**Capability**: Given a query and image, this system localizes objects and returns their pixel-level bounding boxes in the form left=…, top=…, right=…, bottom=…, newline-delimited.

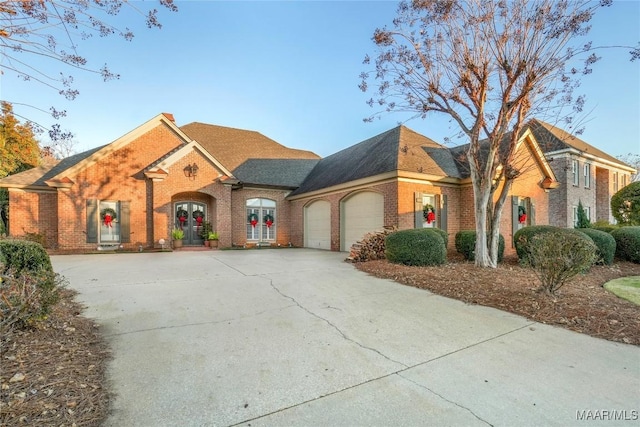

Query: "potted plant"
left=208, top=231, right=219, bottom=248
left=171, top=228, right=184, bottom=249
left=200, top=221, right=213, bottom=247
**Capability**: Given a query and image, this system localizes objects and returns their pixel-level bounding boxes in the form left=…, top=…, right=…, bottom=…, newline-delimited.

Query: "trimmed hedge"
left=455, top=230, right=505, bottom=262
left=0, top=240, right=60, bottom=331
left=610, top=226, right=640, bottom=263
left=385, top=229, right=446, bottom=266
left=430, top=228, right=449, bottom=249
left=0, top=239, right=53, bottom=275
left=576, top=228, right=616, bottom=265
left=514, top=226, right=596, bottom=266
left=591, top=225, right=619, bottom=233
left=514, top=225, right=560, bottom=263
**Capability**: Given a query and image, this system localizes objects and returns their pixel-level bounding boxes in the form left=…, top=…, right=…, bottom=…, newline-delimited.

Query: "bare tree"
left=0, top=0, right=177, bottom=141
left=617, top=153, right=640, bottom=182
left=360, top=0, right=633, bottom=268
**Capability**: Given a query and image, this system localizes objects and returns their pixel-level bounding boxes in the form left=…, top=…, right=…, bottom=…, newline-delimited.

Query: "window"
left=572, top=159, right=579, bottom=186
left=622, top=174, right=627, bottom=187
left=573, top=204, right=591, bottom=227
left=613, top=172, right=619, bottom=192
left=584, top=164, right=590, bottom=188
left=421, top=194, right=435, bottom=228
left=99, top=201, right=120, bottom=243
left=246, top=198, right=276, bottom=241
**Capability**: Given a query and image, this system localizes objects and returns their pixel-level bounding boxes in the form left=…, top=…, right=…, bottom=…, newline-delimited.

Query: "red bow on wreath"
left=519, top=213, right=527, bottom=224
left=248, top=213, right=259, bottom=228
left=179, top=216, right=187, bottom=228
left=426, top=211, right=435, bottom=224
left=264, top=214, right=274, bottom=228
left=103, top=214, right=113, bottom=228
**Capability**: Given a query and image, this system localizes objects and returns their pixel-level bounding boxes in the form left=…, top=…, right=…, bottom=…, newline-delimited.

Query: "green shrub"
left=430, top=228, right=449, bottom=249
left=514, top=225, right=560, bottom=263
left=575, top=200, right=591, bottom=228
left=576, top=228, right=616, bottom=265
left=525, top=230, right=597, bottom=295
left=385, top=229, right=446, bottom=266
left=0, top=239, right=52, bottom=275
left=591, top=225, right=619, bottom=233
left=455, top=230, right=505, bottom=262
left=611, top=181, right=640, bottom=226
left=0, top=240, right=62, bottom=333
left=610, top=227, right=640, bottom=263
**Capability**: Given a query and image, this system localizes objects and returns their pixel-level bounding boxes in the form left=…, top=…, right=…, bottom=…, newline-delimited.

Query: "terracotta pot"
left=173, top=239, right=183, bottom=249
left=204, top=240, right=210, bottom=247
left=210, top=240, right=218, bottom=248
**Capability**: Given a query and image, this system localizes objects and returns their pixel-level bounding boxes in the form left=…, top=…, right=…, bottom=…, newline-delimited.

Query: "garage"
left=341, top=191, right=384, bottom=251
left=304, top=200, right=331, bottom=250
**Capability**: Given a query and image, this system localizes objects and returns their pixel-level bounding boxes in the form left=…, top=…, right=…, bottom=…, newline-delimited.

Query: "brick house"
left=1, top=113, right=559, bottom=252
left=528, top=120, right=636, bottom=227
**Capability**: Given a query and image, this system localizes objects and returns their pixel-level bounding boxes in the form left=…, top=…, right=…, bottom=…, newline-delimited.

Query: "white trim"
left=545, top=148, right=636, bottom=174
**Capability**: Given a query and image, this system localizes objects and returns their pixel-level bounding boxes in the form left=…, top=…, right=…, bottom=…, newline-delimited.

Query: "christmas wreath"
left=176, top=209, right=188, bottom=228
left=423, top=204, right=436, bottom=224
left=101, top=207, right=117, bottom=228
left=263, top=213, right=274, bottom=228
left=192, top=210, right=204, bottom=228
left=518, top=206, right=527, bottom=224
left=248, top=212, right=259, bottom=228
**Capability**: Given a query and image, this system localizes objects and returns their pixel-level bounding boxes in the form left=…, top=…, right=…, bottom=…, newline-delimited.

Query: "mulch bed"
left=0, top=289, right=110, bottom=426
left=356, top=254, right=640, bottom=346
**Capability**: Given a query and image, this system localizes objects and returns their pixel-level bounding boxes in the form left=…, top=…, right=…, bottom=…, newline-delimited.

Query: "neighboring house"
left=528, top=120, right=637, bottom=227
left=0, top=113, right=564, bottom=252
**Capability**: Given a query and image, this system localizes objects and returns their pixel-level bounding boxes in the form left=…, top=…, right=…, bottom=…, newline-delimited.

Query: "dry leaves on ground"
left=0, top=289, right=110, bottom=427
left=356, top=254, right=640, bottom=346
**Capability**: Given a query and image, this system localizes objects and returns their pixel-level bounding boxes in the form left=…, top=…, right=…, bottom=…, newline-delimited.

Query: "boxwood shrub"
left=455, top=230, right=505, bottom=262
left=430, top=228, right=449, bottom=249
left=514, top=225, right=560, bottom=263
left=576, top=228, right=616, bottom=265
left=0, top=239, right=53, bottom=275
left=610, top=226, right=640, bottom=263
left=385, top=229, right=446, bottom=266
left=0, top=239, right=60, bottom=331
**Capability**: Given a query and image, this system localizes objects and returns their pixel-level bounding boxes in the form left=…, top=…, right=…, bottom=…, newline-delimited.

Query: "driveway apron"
left=52, top=249, right=640, bottom=427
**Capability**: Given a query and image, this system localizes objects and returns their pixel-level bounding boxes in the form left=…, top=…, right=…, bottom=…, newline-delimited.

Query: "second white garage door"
left=304, top=200, right=331, bottom=250
left=341, top=191, right=384, bottom=251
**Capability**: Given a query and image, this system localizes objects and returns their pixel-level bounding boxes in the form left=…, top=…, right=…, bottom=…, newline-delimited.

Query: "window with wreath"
left=246, top=198, right=276, bottom=241
left=86, top=199, right=130, bottom=244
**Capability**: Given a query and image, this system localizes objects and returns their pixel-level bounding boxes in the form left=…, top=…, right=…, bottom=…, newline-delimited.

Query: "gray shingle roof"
left=233, top=159, right=321, bottom=188
left=0, top=145, right=105, bottom=188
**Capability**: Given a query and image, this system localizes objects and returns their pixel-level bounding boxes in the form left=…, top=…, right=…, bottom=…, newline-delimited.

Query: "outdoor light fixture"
left=183, top=163, right=199, bottom=180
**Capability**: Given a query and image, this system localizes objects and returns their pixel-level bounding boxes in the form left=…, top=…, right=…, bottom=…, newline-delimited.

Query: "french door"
left=175, top=202, right=206, bottom=246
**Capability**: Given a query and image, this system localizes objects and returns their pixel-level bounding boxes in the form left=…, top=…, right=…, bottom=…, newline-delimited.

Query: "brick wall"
left=595, top=166, right=610, bottom=222
left=8, top=189, right=58, bottom=248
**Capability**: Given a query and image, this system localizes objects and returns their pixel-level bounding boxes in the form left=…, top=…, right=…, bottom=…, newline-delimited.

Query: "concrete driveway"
left=52, top=249, right=639, bottom=427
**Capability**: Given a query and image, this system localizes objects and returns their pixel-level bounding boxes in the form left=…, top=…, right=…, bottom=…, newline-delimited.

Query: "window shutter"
left=511, top=196, right=519, bottom=247
left=439, top=194, right=448, bottom=232
left=414, top=192, right=423, bottom=228
left=86, top=199, right=98, bottom=243
left=527, top=197, right=535, bottom=225
left=120, top=201, right=131, bottom=243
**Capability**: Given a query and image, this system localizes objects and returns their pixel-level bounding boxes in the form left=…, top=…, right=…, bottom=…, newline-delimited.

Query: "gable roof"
left=180, top=122, right=319, bottom=171
left=0, top=145, right=104, bottom=189
left=528, top=119, right=635, bottom=171
left=290, top=126, right=460, bottom=196
left=233, top=159, right=321, bottom=188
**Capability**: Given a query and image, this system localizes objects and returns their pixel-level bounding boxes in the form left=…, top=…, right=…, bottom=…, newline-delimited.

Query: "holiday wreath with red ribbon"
left=248, top=212, right=259, bottom=228
left=423, top=204, right=436, bottom=224
left=263, top=213, right=274, bottom=228
left=176, top=209, right=188, bottom=229
left=101, top=207, right=117, bottom=228
left=193, top=210, right=204, bottom=230
left=518, top=206, right=527, bottom=224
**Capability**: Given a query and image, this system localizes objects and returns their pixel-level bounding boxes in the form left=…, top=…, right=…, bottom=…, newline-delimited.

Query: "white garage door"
left=304, top=200, right=331, bottom=250
left=342, top=191, right=384, bottom=251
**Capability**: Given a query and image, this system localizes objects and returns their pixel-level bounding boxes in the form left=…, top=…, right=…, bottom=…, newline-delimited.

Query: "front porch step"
left=97, top=243, right=120, bottom=251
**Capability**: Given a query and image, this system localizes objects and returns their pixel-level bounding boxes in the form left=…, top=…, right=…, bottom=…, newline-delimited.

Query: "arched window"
left=246, top=198, right=276, bottom=241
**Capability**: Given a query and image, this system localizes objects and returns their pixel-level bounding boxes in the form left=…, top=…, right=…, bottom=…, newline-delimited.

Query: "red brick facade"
left=4, top=114, right=578, bottom=253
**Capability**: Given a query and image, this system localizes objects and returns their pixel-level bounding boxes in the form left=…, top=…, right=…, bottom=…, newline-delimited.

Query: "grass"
left=604, top=276, right=640, bottom=306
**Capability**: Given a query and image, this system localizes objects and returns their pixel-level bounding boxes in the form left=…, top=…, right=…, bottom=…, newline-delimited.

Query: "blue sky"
left=2, top=0, right=639, bottom=158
